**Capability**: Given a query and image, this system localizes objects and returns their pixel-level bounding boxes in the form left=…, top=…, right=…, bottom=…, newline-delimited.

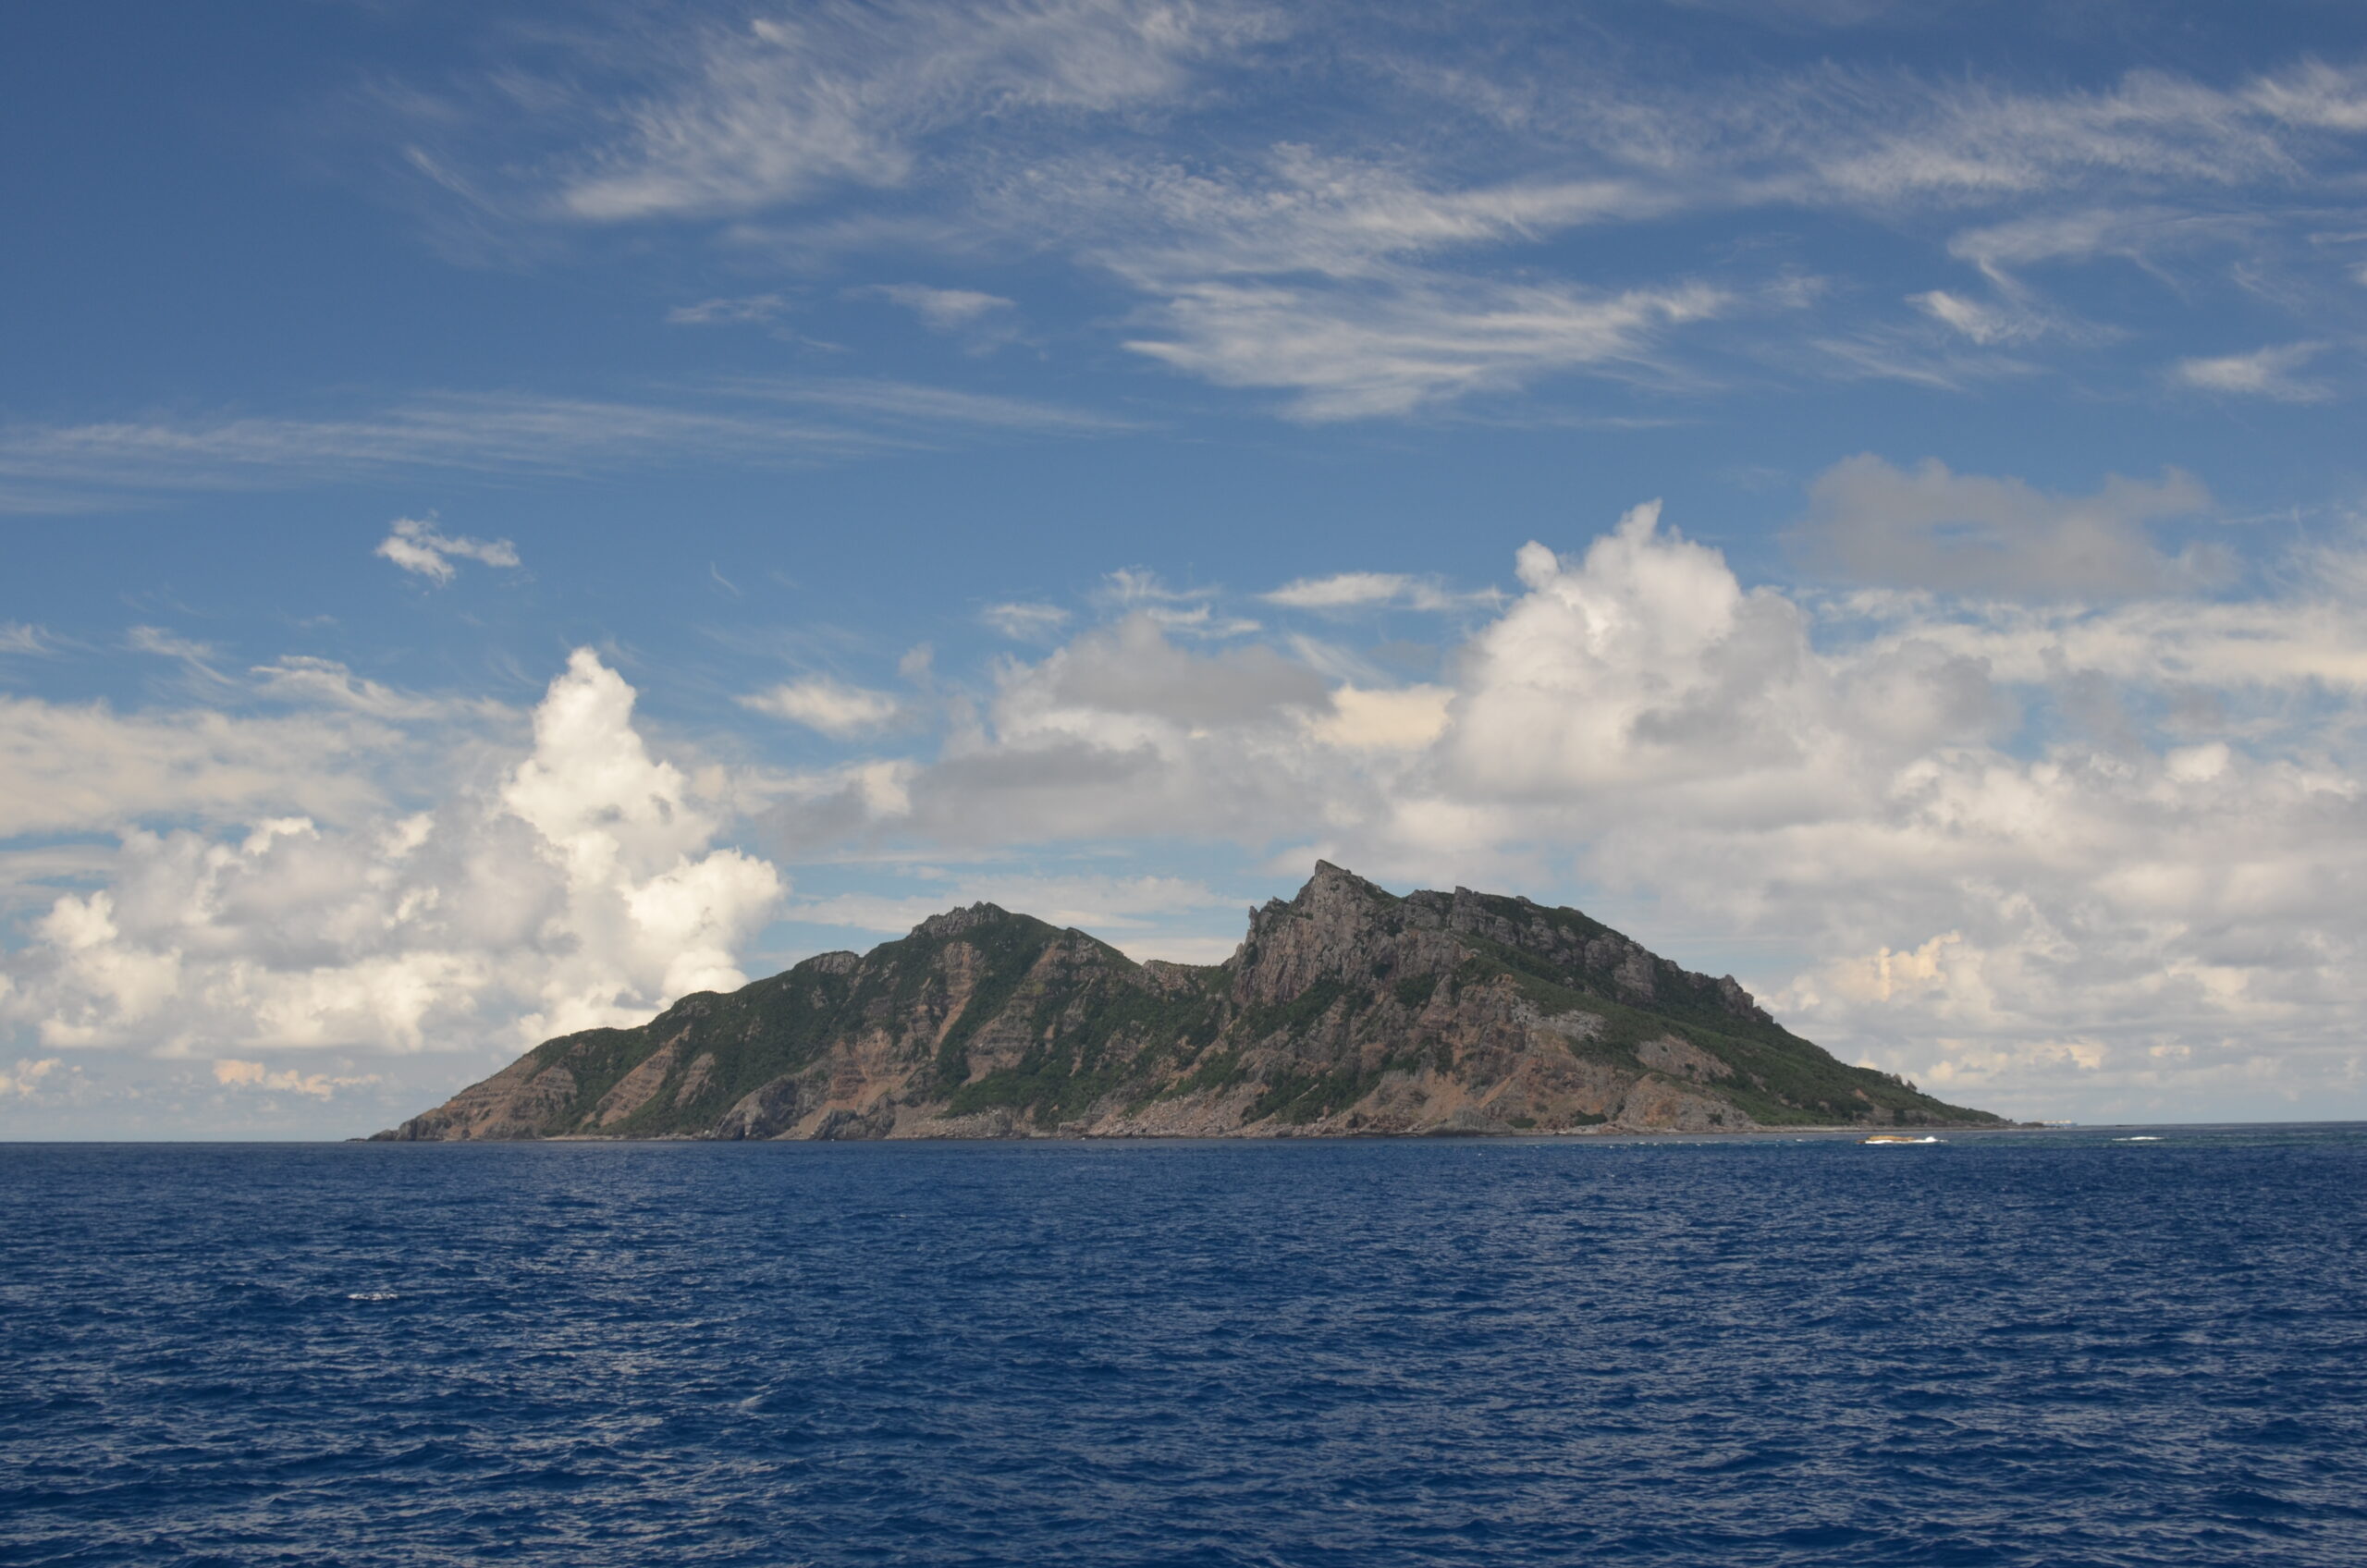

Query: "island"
left=373, top=862, right=2000, bottom=1140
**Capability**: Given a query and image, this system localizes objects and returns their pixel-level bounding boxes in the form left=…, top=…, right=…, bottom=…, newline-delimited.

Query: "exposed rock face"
left=374, top=863, right=2000, bottom=1141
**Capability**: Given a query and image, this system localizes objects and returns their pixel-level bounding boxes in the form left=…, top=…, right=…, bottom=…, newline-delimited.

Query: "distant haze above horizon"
left=6, top=0, right=2366, bottom=1135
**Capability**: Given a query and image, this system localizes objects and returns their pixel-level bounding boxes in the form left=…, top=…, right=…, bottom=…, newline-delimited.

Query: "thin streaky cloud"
left=1946, top=205, right=2261, bottom=284
left=1097, top=568, right=1224, bottom=608
left=850, top=283, right=1025, bottom=354
left=667, top=292, right=792, bottom=325
left=1263, top=572, right=1500, bottom=612
left=727, top=377, right=1142, bottom=433
left=981, top=602, right=1070, bottom=640
left=249, top=657, right=472, bottom=722
left=546, top=0, right=1276, bottom=223
left=0, top=395, right=889, bottom=496
left=1907, top=289, right=2054, bottom=347
left=1126, top=277, right=1729, bottom=420
left=1801, top=329, right=2038, bottom=391
left=1038, top=147, right=1667, bottom=284
left=2243, top=58, right=2367, bottom=131
left=0, top=382, right=1133, bottom=512
left=850, top=283, right=1014, bottom=328
left=125, top=626, right=226, bottom=668
left=386, top=18, right=2367, bottom=420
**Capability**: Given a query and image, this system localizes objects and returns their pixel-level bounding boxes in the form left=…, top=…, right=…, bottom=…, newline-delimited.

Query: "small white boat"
left=1860, top=1133, right=1943, bottom=1145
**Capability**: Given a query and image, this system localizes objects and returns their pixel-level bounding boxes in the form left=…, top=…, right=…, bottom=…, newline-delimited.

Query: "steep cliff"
left=374, top=863, right=1998, bottom=1140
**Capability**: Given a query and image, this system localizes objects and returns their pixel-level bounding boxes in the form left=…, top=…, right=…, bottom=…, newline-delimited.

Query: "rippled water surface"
left=5, top=1129, right=2366, bottom=1566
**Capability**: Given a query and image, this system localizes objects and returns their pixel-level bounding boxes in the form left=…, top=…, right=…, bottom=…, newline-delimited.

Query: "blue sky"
left=5, top=0, right=2366, bottom=1134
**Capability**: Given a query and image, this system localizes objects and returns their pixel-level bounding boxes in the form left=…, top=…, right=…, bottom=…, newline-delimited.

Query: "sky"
left=4, top=0, right=2366, bottom=1136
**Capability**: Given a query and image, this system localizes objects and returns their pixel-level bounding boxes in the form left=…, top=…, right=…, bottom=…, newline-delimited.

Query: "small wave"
left=2111, top=1136, right=2164, bottom=1143
left=345, top=1290, right=400, bottom=1301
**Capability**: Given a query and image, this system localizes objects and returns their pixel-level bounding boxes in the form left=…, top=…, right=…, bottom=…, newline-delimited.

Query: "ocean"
left=4, top=1128, right=2363, bottom=1566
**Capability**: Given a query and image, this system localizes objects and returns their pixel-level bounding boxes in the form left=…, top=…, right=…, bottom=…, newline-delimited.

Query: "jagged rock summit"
left=374, top=863, right=1998, bottom=1141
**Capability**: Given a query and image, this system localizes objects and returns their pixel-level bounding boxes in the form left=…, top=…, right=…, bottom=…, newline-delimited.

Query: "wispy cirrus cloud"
left=542, top=0, right=1279, bottom=223
left=1907, top=289, right=2040, bottom=346
left=2242, top=57, right=2367, bottom=131
left=1097, top=569, right=1260, bottom=635
left=1109, top=57, right=2367, bottom=412
left=375, top=9, right=2367, bottom=421
left=1021, top=146, right=1721, bottom=415
left=1044, top=149, right=1662, bottom=284
left=727, top=376, right=1137, bottom=433
left=1125, top=276, right=1728, bottom=420
left=981, top=602, right=1071, bottom=641
left=125, top=626, right=230, bottom=680
left=852, top=283, right=1012, bottom=327
left=1945, top=205, right=2260, bottom=284
left=667, top=292, right=792, bottom=325
left=1769, top=66, right=2305, bottom=205
left=0, top=392, right=884, bottom=510
left=248, top=656, right=477, bottom=722
left=0, top=381, right=1130, bottom=513
left=849, top=282, right=1022, bottom=352
left=1262, top=571, right=1498, bottom=613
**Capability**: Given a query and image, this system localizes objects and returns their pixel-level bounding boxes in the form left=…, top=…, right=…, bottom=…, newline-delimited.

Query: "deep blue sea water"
left=4, top=1129, right=2365, bottom=1567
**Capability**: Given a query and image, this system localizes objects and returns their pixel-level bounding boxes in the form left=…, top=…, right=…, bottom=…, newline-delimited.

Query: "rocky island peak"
left=374, top=863, right=1997, bottom=1142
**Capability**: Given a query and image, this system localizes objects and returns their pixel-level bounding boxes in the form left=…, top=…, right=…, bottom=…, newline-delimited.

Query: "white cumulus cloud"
left=1, top=650, right=782, bottom=1057
left=0, top=1057, right=58, bottom=1097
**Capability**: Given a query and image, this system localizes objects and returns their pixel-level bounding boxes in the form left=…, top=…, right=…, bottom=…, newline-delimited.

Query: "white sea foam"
left=346, top=1291, right=400, bottom=1301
